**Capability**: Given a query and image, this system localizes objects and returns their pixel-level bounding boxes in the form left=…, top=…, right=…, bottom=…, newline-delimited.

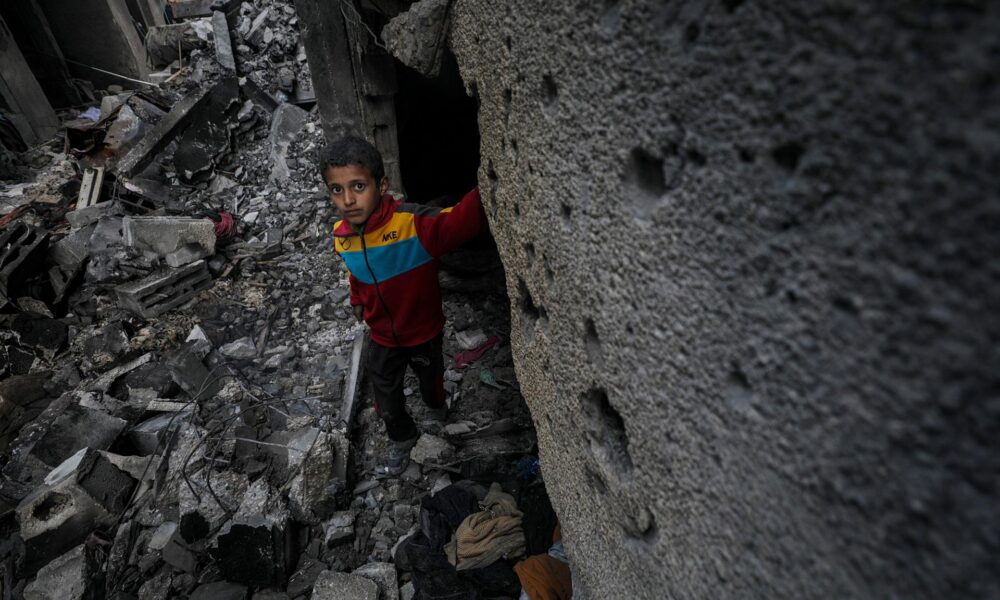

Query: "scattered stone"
left=324, top=509, right=358, bottom=546
left=400, top=581, right=415, bottom=600
left=409, top=434, right=454, bottom=466
left=382, top=0, right=451, bottom=78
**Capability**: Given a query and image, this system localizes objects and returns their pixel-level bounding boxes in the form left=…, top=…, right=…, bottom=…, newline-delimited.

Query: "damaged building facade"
left=0, top=0, right=998, bottom=599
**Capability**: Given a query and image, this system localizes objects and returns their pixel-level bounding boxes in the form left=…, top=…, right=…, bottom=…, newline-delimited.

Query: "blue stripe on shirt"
left=341, top=236, right=433, bottom=284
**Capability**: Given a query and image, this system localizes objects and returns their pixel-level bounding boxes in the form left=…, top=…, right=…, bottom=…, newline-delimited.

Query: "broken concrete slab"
left=178, top=468, right=248, bottom=542
left=28, top=402, right=127, bottom=469
left=16, top=448, right=136, bottom=574
left=22, top=544, right=100, bottom=600
left=269, top=103, right=309, bottom=183
left=165, top=340, right=223, bottom=400
left=353, top=562, right=398, bottom=600
left=213, top=10, right=236, bottom=71
left=123, top=216, right=216, bottom=267
left=312, top=571, right=379, bottom=600
left=173, top=77, right=240, bottom=184
left=64, top=201, right=119, bottom=230
left=286, top=428, right=339, bottom=523
left=382, top=0, right=451, bottom=78
left=115, top=84, right=214, bottom=178
left=86, top=352, right=154, bottom=393
left=211, top=478, right=293, bottom=587
left=324, top=509, right=358, bottom=546
left=115, top=260, right=213, bottom=319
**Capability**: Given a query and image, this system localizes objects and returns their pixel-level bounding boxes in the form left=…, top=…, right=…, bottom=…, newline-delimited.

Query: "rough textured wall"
left=448, top=1, right=1000, bottom=598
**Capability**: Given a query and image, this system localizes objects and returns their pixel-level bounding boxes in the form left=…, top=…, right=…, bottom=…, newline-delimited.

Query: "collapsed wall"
left=447, top=1, right=1000, bottom=597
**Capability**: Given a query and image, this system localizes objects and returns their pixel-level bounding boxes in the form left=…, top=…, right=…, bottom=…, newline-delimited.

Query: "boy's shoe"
left=375, top=436, right=417, bottom=477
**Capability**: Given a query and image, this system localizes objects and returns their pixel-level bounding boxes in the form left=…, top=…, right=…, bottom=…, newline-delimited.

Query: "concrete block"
left=22, top=544, right=100, bottom=600
left=324, top=509, right=358, bottom=546
left=211, top=478, right=293, bottom=587
left=212, top=10, right=236, bottom=71
left=312, top=571, right=378, bottom=600
left=28, top=402, right=127, bottom=469
left=16, top=448, right=136, bottom=574
left=115, top=260, right=212, bottom=319
left=123, top=216, right=216, bottom=267
left=409, top=433, right=453, bottom=466
left=353, top=562, right=398, bottom=600
left=0, top=222, right=48, bottom=305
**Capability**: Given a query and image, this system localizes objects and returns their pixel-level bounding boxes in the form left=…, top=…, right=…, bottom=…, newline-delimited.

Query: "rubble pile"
left=0, top=2, right=568, bottom=599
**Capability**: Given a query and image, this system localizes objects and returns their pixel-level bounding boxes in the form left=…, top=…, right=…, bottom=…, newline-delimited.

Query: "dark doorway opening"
left=393, top=49, right=480, bottom=203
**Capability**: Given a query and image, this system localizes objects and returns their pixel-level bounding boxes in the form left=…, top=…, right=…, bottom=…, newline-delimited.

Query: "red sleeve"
left=349, top=274, right=362, bottom=306
left=413, top=187, right=485, bottom=258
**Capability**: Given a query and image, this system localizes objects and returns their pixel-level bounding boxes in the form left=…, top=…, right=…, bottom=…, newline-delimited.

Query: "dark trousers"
left=367, top=332, right=446, bottom=442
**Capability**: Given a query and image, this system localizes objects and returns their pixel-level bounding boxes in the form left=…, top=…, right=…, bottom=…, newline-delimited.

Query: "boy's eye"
left=329, top=185, right=342, bottom=194
left=353, top=182, right=366, bottom=191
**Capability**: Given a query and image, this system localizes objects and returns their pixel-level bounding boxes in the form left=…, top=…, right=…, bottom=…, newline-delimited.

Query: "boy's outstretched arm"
left=411, top=187, right=485, bottom=258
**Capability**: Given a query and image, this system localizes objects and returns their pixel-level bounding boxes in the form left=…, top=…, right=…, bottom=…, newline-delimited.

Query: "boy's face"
left=323, top=164, right=388, bottom=226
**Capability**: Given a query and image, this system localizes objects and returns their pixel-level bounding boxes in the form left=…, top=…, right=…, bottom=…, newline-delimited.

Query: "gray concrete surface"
left=448, top=1, right=1000, bottom=597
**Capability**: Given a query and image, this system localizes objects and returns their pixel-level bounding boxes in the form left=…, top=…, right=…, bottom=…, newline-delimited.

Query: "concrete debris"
left=123, top=216, right=217, bottom=267
left=115, top=260, right=213, bottom=318
left=22, top=544, right=100, bottom=600
left=382, top=0, right=452, bottom=78
left=409, top=433, right=454, bottom=466
left=211, top=478, right=293, bottom=586
left=17, top=448, right=136, bottom=573
left=353, top=562, right=399, bottom=600
left=312, top=571, right=379, bottom=600
left=0, top=1, right=548, bottom=598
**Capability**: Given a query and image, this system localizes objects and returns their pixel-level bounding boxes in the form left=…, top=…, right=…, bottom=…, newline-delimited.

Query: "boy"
left=322, top=136, right=485, bottom=476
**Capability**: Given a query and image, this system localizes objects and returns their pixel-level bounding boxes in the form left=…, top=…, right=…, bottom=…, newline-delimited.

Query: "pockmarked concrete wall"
left=448, top=1, right=1000, bottom=597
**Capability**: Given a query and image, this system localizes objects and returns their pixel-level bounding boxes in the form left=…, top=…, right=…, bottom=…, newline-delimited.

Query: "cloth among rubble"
left=396, top=483, right=520, bottom=600
left=445, top=482, right=526, bottom=571
left=453, top=335, right=500, bottom=368
left=514, top=526, right=572, bottom=600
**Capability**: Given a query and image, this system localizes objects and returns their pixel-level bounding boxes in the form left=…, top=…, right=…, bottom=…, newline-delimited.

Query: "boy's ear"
left=379, top=177, right=389, bottom=194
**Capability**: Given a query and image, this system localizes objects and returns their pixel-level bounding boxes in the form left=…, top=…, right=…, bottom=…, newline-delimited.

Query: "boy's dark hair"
left=318, top=135, right=385, bottom=182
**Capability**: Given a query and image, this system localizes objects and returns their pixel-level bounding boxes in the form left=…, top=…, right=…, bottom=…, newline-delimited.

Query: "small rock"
left=409, top=434, right=453, bottom=466
left=220, top=337, right=256, bottom=360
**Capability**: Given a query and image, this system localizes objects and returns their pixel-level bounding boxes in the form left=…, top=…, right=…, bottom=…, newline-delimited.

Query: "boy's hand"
left=353, top=305, right=364, bottom=322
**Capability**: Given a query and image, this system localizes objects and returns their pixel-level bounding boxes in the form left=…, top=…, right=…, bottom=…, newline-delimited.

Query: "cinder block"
left=115, top=260, right=212, bottom=318
left=16, top=448, right=136, bottom=574
left=0, top=222, right=49, bottom=304
left=122, top=216, right=216, bottom=267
